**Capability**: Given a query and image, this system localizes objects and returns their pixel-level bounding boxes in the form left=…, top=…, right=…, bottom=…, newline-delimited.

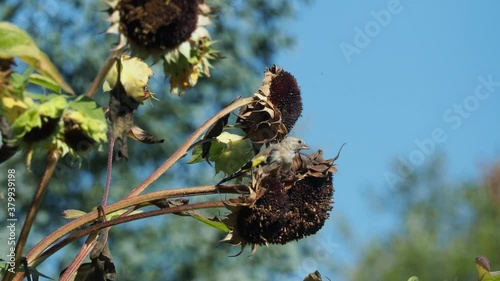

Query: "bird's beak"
left=302, top=143, right=311, bottom=150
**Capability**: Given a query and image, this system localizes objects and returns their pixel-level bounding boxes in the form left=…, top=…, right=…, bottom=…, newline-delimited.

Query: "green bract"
left=103, top=55, right=154, bottom=104
left=189, top=132, right=253, bottom=175
left=11, top=94, right=67, bottom=140
left=66, top=96, right=108, bottom=144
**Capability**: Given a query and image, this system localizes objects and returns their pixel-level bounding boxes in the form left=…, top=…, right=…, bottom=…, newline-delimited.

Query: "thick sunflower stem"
left=125, top=96, right=254, bottom=198
left=49, top=200, right=227, bottom=255
left=24, top=185, right=243, bottom=269
left=31, top=200, right=226, bottom=271
left=4, top=149, right=61, bottom=281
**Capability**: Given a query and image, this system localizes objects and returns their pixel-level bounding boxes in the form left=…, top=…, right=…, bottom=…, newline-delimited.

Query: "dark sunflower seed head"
left=269, top=69, right=302, bottom=133
left=117, top=0, right=200, bottom=50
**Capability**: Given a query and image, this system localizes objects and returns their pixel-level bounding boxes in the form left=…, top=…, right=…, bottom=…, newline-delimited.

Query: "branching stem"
left=22, top=184, right=243, bottom=271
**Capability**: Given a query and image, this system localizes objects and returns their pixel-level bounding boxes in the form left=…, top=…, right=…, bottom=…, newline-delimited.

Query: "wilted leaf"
left=213, top=133, right=253, bottom=175
left=189, top=132, right=253, bottom=176
left=28, top=73, right=61, bottom=93
left=151, top=198, right=230, bottom=232
left=0, top=22, right=74, bottom=94
left=103, top=55, right=154, bottom=104
left=188, top=140, right=225, bottom=164
left=191, top=214, right=230, bottom=233
left=128, top=124, right=164, bottom=144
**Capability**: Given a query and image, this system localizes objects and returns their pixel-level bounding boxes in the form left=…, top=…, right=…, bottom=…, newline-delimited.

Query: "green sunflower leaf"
left=0, top=21, right=74, bottom=95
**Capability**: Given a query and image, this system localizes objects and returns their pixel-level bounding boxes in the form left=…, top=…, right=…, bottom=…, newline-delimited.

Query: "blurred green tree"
left=349, top=157, right=500, bottom=281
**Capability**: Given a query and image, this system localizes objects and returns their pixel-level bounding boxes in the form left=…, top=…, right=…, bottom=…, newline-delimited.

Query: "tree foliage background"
left=1, top=0, right=318, bottom=280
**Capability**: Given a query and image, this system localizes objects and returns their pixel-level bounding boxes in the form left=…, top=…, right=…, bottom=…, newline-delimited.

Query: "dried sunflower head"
left=105, top=0, right=218, bottom=95
left=2, top=94, right=108, bottom=167
left=220, top=149, right=337, bottom=255
left=11, top=95, right=67, bottom=143
left=238, top=65, right=303, bottom=145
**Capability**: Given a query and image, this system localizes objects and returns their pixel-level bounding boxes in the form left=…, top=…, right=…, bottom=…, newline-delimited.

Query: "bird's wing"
left=258, top=147, right=282, bottom=173
left=250, top=154, right=270, bottom=169
left=266, top=147, right=281, bottom=164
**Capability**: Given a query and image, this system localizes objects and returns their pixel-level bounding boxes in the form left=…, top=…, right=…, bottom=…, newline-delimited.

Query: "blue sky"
left=275, top=0, right=500, bottom=278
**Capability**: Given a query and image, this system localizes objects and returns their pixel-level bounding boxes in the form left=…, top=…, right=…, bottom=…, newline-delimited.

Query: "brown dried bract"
left=220, top=148, right=339, bottom=255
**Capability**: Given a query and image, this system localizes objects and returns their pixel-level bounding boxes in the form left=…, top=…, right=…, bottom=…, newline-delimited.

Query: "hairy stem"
left=36, top=200, right=226, bottom=272
left=3, top=149, right=61, bottom=281
left=23, top=185, right=243, bottom=269
left=58, top=233, right=98, bottom=281
left=58, top=139, right=116, bottom=280
left=125, top=96, right=254, bottom=198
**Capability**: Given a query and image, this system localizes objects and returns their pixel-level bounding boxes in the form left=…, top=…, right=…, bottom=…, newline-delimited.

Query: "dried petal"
left=238, top=65, right=302, bottom=145
left=220, top=148, right=340, bottom=254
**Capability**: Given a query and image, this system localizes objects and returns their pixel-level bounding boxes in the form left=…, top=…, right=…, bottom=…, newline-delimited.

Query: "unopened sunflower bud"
left=103, top=55, right=154, bottom=104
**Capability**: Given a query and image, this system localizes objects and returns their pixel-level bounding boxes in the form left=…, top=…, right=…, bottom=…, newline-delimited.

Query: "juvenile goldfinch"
left=217, top=136, right=310, bottom=185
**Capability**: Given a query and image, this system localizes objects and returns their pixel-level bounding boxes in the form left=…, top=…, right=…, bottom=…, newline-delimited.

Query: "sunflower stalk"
left=18, top=184, right=243, bottom=273
left=2, top=149, right=61, bottom=281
